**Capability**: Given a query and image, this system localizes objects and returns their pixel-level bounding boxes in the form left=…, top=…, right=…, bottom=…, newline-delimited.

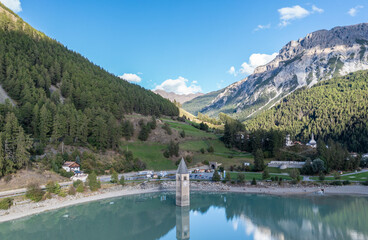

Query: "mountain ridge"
left=184, top=23, right=368, bottom=121
left=153, top=90, right=203, bottom=104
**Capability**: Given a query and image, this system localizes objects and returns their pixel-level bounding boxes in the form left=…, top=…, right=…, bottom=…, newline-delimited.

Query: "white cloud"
left=278, top=5, right=310, bottom=26
left=239, top=53, right=278, bottom=75
left=228, top=66, right=236, bottom=76
left=254, top=24, right=271, bottom=31
left=312, top=5, right=324, bottom=14
left=154, top=76, right=202, bottom=95
left=1, top=0, right=22, bottom=13
left=119, top=73, right=142, bottom=83
left=348, top=5, right=363, bottom=17
left=192, top=80, right=198, bottom=84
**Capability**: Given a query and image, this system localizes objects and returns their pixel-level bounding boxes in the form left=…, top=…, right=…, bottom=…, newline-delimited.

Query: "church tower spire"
left=176, top=157, right=190, bottom=206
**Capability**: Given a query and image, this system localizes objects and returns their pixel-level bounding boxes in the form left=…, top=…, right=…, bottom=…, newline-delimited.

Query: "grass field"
left=120, top=119, right=254, bottom=171
left=120, top=142, right=177, bottom=170
left=228, top=172, right=292, bottom=181
left=163, top=121, right=216, bottom=138
left=310, top=171, right=368, bottom=182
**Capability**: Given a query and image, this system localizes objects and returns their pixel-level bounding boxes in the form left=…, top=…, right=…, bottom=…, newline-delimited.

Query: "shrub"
left=342, top=180, right=351, bottom=185
left=119, top=175, right=125, bottom=185
left=207, top=146, right=214, bottom=153
left=58, top=190, right=67, bottom=197
left=262, top=170, right=270, bottom=180
left=76, top=183, right=85, bottom=193
left=225, top=172, right=232, bottom=182
left=0, top=198, right=13, bottom=210
left=180, top=130, right=186, bottom=138
left=212, top=170, right=221, bottom=181
left=68, top=186, right=76, bottom=195
left=200, top=148, right=205, bottom=154
left=46, top=181, right=61, bottom=194
left=237, top=173, right=245, bottom=183
left=73, top=180, right=83, bottom=188
left=202, top=160, right=209, bottom=165
left=330, top=181, right=343, bottom=186
left=59, top=169, right=74, bottom=178
left=231, top=181, right=235, bottom=184
left=362, top=181, right=368, bottom=186
left=251, top=178, right=257, bottom=185
left=319, top=172, right=325, bottom=181
left=88, top=172, right=101, bottom=191
left=26, top=183, right=45, bottom=202
left=111, top=170, right=118, bottom=183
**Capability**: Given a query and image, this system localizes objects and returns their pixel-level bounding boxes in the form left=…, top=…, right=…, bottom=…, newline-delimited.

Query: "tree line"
left=245, top=70, right=368, bottom=153
left=0, top=12, right=179, bottom=155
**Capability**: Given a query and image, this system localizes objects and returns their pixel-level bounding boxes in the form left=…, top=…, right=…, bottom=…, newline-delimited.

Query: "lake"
left=0, top=192, right=367, bottom=240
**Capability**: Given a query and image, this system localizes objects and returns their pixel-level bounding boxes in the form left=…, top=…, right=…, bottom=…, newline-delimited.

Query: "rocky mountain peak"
left=188, top=23, right=368, bottom=121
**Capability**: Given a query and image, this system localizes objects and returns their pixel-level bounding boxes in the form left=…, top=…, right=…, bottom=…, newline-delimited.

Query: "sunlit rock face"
left=200, top=23, right=368, bottom=120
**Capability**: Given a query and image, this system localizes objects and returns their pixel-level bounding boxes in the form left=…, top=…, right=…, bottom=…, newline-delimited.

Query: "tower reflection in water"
left=176, top=206, right=190, bottom=240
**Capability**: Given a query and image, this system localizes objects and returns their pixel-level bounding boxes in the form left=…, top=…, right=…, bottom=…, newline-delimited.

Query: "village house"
left=62, top=161, right=80, bottom=173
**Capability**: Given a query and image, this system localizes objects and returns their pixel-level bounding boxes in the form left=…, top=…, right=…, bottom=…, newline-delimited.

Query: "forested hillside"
left=245, top=70, right=368, bottom=152
left=0, top=3, right=178, bottom=176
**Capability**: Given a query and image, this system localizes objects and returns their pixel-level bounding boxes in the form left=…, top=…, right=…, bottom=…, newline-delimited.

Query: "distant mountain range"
left=153, top=90, right=203, bottom=104
left=183, top=23, right=368, bottom=121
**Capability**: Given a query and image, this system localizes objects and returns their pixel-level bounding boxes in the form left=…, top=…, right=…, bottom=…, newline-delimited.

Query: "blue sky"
left=3, top=0, right=368, bottom=94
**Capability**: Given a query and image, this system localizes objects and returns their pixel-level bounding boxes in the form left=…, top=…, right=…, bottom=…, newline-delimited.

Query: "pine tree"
left=254, top=149, right=265, bottom=171
left=39, top=105, right=52, bottom=143
left=15, top=126, right=31, bottom=169
left=0, top=134, right=4, bottom=177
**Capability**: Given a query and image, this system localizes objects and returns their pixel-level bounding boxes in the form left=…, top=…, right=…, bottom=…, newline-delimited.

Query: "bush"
left=200, top=148, right=205, bottom=154
left=330, top=181, right=343, bottom=186
left=207, top=146, right=214, bottom=153
left=202, top=160, right=209, bottom=165
left=73, top=180, right=83, bottom=188
left=342, top=180, right=351, bottom=185
left=319, top=172, right=325, bottom=181
left=68, top=186, right=76, bottom=195
left=362, top=181, right=368, bottom=186
left=46, top=181, right=61, bottom=194
left=212, top=170, right=221, bottom=181
left=59, top=169, right=74, bottom=178
left=237, top=173, right=245, bottom=183
left=0, top=198, right=13, bottom=210
left=111, top=170, right=118, bottom=183
left=119, top=175, right=125, bottom=185
left=76, top=183, right=85, bottom=193
left=58, top=190, right=67, bottom=197
left=251, top=178, right=257, bottom=185
left=225, top=172, right=231, bottom=182
left=180, top=130, right=186, bottom=138
left=88, top=172, right=101, bottom=191
left=231, top=181, right=235, bottom=184
left=262, top=170, right=270, bottom=180
left=26, top=183, right=45, bottom=202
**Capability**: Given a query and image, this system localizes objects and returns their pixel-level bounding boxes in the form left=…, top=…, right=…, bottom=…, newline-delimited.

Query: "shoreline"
left=0, top=182, right=367, bottom=223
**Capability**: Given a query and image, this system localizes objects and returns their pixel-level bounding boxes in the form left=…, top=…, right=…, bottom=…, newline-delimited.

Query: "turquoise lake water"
left=0, top=192, right=367, bottom=240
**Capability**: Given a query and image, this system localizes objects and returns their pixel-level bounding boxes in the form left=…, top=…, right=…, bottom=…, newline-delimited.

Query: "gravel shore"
left=0, top=181, right=367, bottom=223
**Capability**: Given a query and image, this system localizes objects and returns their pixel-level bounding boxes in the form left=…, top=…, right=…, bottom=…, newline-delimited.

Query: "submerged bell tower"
left=176, top=157, right=190, bottom=207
